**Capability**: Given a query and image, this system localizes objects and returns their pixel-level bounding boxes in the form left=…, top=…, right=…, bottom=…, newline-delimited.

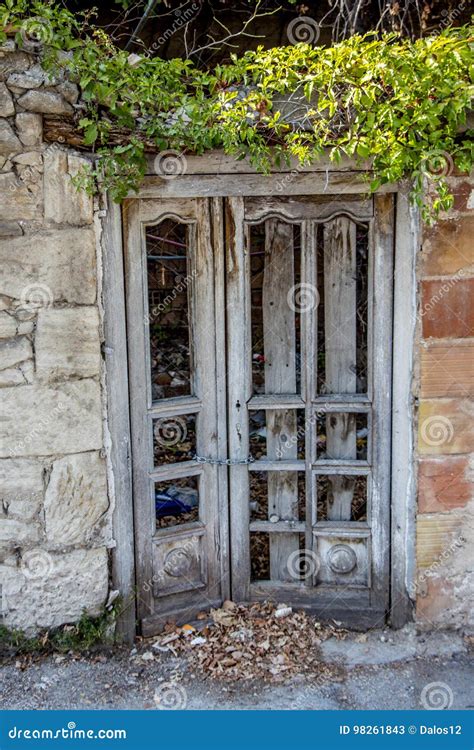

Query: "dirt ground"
left=1, top=625, right=472, bottom=711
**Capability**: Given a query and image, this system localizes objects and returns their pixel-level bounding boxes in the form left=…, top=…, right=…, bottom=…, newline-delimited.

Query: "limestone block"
left=0, top=118, right=21, bottom=155
left=0, top=311, right=17, bottom=338
left=57, top=81, right=79, bottom=104
left=17, top=318, right=34, bottom=335
left=36, top=307, right=101, bottom=381
left=0, top=228, right=97, bottom=304
left=17, top=90, right=73, bottom=115
left=44, top=150, right=93, bottom=225
left=0, top=312, right=34, bottom=338
left=7, top=64, right=46, bottom=90
left=0, top=52, right=30, bottom=81
left=0, top=361, right=34, bottom=387
left=0, top=221, right=23, bottom=237
left=0, top=379, right=103, bottom=458
left=0, top=457, right=43, bottom=519
left=0, top=82, right=14, bottom=117
left=15, top=112, right=42, bottom=147
left=44, top=451, right=109, bottom=547
left=0, top=336, right=32, bottom=371
left=0, top=518, right=41, bottom=544
left=1, top=547, right=109, bottom=633
left=0, top=171, right=42, bottom=221
left=0, top=41, right=16, bottom=53
left=12, top=151, right=42, bottom=168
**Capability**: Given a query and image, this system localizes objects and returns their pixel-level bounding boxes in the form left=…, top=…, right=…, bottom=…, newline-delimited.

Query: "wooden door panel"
left=124, top=197, right=227, bottom=633
left=227, top=194, right=393, bottom=627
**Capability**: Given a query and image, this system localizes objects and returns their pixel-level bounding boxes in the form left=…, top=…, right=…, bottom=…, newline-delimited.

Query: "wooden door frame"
left=100, top=157, right=419, bottom=641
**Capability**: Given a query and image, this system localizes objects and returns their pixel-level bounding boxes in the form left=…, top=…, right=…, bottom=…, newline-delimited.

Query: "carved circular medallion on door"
left=327, top=544, right=357, bottom=575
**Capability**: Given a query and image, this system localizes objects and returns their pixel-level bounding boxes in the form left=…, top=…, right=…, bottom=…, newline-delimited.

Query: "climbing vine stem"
left=1, top=1, right=473, bottom=218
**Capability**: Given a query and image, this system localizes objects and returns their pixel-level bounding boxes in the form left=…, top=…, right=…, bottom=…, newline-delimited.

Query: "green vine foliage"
left=1, top=1, right=473, bottom=217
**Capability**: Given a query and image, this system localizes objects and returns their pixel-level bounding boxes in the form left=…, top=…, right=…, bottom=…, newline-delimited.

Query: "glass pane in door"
left=146, top=220, right=192, bottom=401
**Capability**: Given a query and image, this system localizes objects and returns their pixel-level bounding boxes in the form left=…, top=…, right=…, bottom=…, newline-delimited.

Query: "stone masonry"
left=0, top=41, right=110, bottom=633
left=415, top=175, right=474, bottom=629
left=0, top=41, right=472, bottom=634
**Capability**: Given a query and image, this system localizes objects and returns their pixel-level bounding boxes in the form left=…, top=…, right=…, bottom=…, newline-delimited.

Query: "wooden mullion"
left=250, top=521, right=306, bottom=533
left=301, top=219, right=317, bottom=582
left=148, top=395, right=202, bottom=418
left=311, top=399, right=371, bottom=411
left=212, top=196, right=231, bottom=601
left=249, top=459, right=305, bottom=471
left=313, top=459, right=371, bottom=470
left=226, top=197, right=251, bottom=601
left=371, top=194, right=395, bottom=612
left=312, top=464, right=371, bottom=476
left=248, top=394, right=305, bottom=409
left=314, top=521, right=370, bottom=534
left=149, top=460, right=202, bottom=481
left=123, top=199, right=155, bottom=623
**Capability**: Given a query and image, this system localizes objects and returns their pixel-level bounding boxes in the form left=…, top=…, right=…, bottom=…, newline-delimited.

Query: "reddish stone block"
left=420, top=341, right=474, bottom=398
left=447, top=178, right=474, bottom=213
left=422, top=217, right=474, bottom=277
left=421, top=278, right=474, bottom=338
left=418, top=456, right=472, bottom=513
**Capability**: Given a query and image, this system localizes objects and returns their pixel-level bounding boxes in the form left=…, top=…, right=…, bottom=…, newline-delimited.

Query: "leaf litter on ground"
left=150, top=601, right=348, bottom=683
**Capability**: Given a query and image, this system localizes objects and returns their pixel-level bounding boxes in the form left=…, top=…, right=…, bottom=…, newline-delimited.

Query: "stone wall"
left=0, top=41, right=472, bottom=635
left=415, top=174, right=474, bottom=628
left=0, top=41, right=111, bottom=633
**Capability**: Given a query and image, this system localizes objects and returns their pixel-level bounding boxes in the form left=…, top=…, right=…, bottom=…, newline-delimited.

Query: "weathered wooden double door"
left=124, top=192, right=394, bottom=635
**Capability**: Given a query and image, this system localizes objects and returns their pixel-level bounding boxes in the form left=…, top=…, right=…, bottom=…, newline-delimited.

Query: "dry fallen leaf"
left=145, top=601, right=347, bottom=684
